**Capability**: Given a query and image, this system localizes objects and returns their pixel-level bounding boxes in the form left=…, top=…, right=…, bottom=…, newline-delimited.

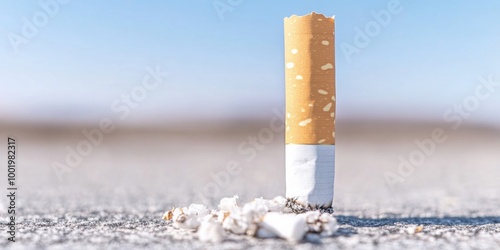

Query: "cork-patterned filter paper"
left=284, top=12, right=335, bottom=145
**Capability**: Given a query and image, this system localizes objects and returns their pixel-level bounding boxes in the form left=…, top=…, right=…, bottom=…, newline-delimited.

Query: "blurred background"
left=0, top=1, right=499, bottom=214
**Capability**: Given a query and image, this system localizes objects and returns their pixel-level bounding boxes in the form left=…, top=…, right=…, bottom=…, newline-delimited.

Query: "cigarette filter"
left=284, top=12, right=335, bottom=208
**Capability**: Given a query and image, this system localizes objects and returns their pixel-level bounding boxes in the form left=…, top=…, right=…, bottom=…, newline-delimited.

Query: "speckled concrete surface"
left=0, top=122, right=499, bottom=249
left=1, top=191, right=499, bottom=250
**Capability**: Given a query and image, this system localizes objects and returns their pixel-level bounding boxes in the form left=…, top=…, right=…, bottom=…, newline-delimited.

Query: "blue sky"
left=1, top=0, right=500, bottom=126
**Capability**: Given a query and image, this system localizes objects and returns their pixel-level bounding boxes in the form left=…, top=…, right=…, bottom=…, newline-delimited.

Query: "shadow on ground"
left=336, top=215, right=500, bottom=227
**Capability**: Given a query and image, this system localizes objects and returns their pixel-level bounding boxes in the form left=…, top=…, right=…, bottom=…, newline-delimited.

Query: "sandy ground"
left=0, top=120, right=499, bottom=249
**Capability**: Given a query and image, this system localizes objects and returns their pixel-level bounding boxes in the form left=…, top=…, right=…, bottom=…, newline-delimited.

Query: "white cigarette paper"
left=284, top=12, right=336, bottom=207
left=286, top=145, right=335, bottom=206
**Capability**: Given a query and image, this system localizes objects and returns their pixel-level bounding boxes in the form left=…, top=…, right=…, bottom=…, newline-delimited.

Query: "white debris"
left=259, top=212, right=307, bottom=242
left=301, top=210, right=338, bottom=237
left=266, top=196, right=287, bottom=212
left=171, top=207, right=200, bottom=230
left=302, top=211, right=322, bottom=233
left=216, top=210, right=229, bottom=224
left=188, top=203, right=209, bottom=218
left=218, top=195, right=241, bottom=213
left=221, top=211, right=249, bottom=235
left=318, top=213, right=338, bottom=237
left=406, top=226, right=416, bottom=234
left=197, top=215, right=225, bottom=243
left=163, top=204, right=209, bottom=230
left=163, top=196, right=337, bottom=243
left=243, top=198, right=269, bottom=218
left=405, top=224, right=423, bottom=234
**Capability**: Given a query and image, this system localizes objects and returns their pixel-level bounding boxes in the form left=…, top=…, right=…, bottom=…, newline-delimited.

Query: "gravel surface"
left=1, top=192, right=499, bottom=250
left=0, top=122, right=499, bottom=249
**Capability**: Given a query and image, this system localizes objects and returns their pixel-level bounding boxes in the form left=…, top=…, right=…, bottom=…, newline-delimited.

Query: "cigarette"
left=284, top=12, right=336, bottom=208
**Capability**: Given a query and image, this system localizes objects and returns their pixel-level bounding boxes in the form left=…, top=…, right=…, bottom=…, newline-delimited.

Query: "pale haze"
left=1, top=0, right=500, bottom=126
